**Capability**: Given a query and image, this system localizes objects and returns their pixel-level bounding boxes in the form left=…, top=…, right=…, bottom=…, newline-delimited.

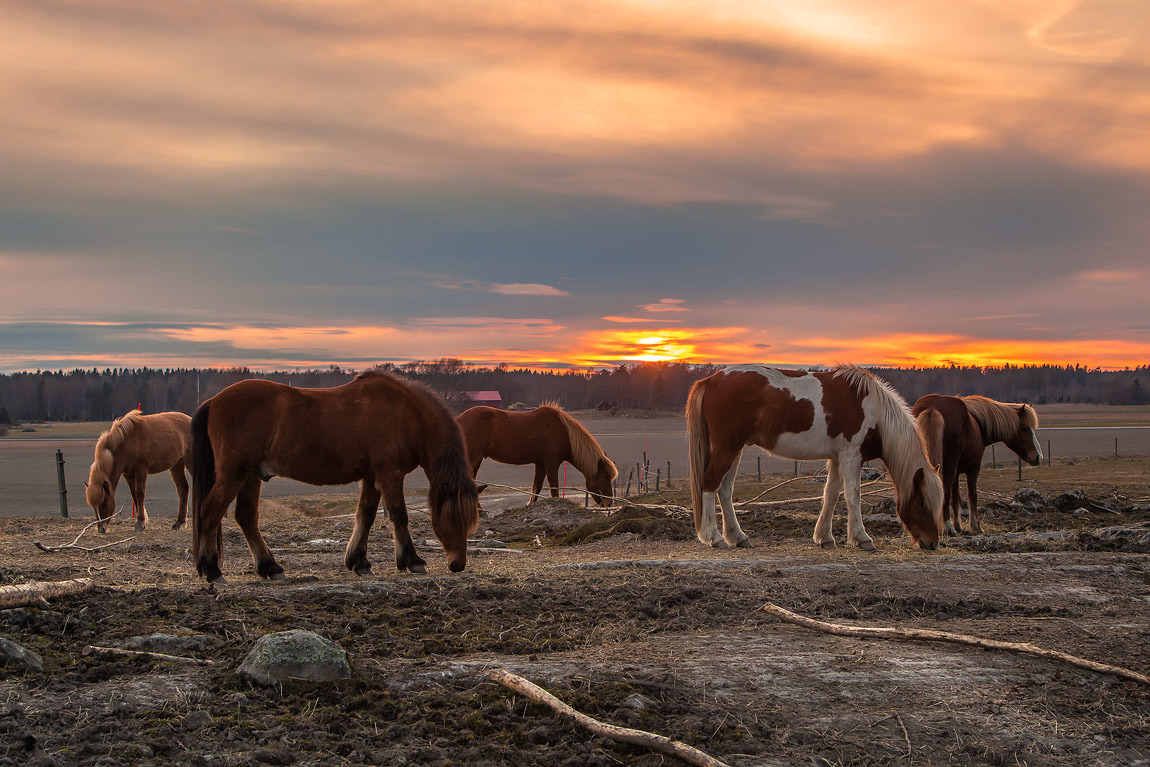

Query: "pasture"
left=1, top=442, right=1148, bottom=765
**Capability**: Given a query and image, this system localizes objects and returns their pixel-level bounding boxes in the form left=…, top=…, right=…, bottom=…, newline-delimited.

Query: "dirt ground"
left=1, top=457, right=1149, bottom=766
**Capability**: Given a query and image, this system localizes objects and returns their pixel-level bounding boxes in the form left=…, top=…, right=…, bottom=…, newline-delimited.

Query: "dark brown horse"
left=457, top=404, right=618, bottom=507
left=688, top=365, right=944, bottom=550
left=191, top=372, right=481, bottom=583
left=913, top=394, right=1041, bottom=535
left=85, top=410, right=193, bottom=533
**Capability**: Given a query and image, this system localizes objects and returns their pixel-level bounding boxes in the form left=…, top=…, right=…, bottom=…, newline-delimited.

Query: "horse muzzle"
left=448, top=560, right=465, bottom=573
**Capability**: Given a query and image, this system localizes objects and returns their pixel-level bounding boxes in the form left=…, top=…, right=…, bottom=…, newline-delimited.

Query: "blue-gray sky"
left=3, top=0, right=1148, bottom=372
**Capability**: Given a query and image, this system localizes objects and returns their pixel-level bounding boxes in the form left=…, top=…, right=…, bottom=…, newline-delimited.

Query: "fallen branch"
left=760, top=602, right=1150, bottom=686
left=0, top=578, right=93, bottom=609
left=34, top=507, right=132, bottom=553
left=487, top=668, right=729, bottom=767
left=81, top=645, right=214, bottom=666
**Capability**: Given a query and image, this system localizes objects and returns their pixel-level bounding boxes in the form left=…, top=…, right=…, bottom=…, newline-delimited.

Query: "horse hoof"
left=710, top=539, right=729, bottom=549
left=268, top=572, right=287, bottom=581
left=208, top=575, right=228, bottom=585
left=171, top=522, right=185, bottom=530
left=858, top=541, right=877, bottom=552
left=819, top=540, right=836, bottom=549
left=407, top=563, right=427, bottom=575
left=735, top=538, right=753, bottom=549
left=354, top=565, right=374, bottom=576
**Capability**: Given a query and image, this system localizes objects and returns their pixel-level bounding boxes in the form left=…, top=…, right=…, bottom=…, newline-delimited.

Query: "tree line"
left=0, top=360, right=1146, bottom=424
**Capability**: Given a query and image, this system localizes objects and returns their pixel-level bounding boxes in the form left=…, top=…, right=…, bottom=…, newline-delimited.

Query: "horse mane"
left=833, top=366, right=942, bottom=516
left=540, top=404, right=618, bottom=480
left=962, top=395, right=1038, bottom=442
left=88, top=409, right=143, bottom=486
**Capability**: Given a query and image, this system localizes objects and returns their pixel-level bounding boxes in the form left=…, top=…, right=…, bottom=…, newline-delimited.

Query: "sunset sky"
left=3, top=0, right=1148, bottom=372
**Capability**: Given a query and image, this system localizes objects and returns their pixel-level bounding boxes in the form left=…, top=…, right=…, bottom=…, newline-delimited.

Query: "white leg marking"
left=719, top=452, right=749, bottom=547
left=813, top=459, right=841, bottom=547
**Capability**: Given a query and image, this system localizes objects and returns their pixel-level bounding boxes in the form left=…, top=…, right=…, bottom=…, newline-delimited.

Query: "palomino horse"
left=913, top=394, right=1041, bottom=535
left=687, top=365, right=945, bottom=550
left=85, top=410, right=192, bottom=533
left=457, top=404, right=618, bottom=507
left=190, top=372, right=481, bottom=583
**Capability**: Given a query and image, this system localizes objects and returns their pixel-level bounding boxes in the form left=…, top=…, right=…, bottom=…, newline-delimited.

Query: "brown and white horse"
left=85, top=410, right=193, bottom=533
left=190, top=371, right=481, bottom=583
left=914, top=394, right=1041, bottom=535
left=687, top=365, right=945, bottom=550
left=457, top=404, right=618, bottom=507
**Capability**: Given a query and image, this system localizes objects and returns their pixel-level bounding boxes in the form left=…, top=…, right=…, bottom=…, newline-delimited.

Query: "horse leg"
left=380, top=472, right=426, bottom=574
left=233, top=476, right=283, bottom=580
left=840, top=454, right=875, bottom=551
left=170, top=462, right=190, bottom=530
left=697, top=444, right=740, bottom=548
left=527, top=464, right=545, bottom=506
left=966, top=466, right=983, bottom=534
left=718, top=450, right=751, bottom=547
left=194, top=476, right=245, bottom=583
left=126, top=471, right=148, bottom=531
left=547, top=462, right=560, bottom=498
left=345, top=479, right=382, bottom=575
left=470, top=458, right=486, bottom=512
left=947, top=474, right=961, bottom=536
left=813, top=459, right=842, bottom=548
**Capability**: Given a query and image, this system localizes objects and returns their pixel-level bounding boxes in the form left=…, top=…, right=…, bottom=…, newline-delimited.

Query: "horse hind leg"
left=718, top=450, right=751, bottom=548
left=527, top=464, right=545, bottom=506
left=966, top=468, right=983, bottom=534
left=170, top=462, right=190, bottom=530
left=234, top=475, right=283, bottom=580
left=698, top=444, right=740, bottom=548
left=194, top=476, right=245, bottom=583
left=840, top=454, right=875, bottom=551
left=546, top=462, right=560, bottom=498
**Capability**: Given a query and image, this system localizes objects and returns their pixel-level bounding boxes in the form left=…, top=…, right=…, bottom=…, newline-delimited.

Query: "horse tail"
left=916, top=407, right=945, bottom=470
left=686, top=376, right=710, bottom=533
left=190, top=400, right=215, bottom=552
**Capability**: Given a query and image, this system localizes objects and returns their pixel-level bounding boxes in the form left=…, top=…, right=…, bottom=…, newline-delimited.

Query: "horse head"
left=1006, top=404, right=1042, bottom=466
left=84, top=475, right=115, bottom=534
left=586, top=458, right=616, bottom=508
left=896, top=467, right=945, bottom=550
left=428, top=472, right=481, bottom=572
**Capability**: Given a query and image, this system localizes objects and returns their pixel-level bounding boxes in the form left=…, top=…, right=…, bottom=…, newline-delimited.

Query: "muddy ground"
left=1, top=457, right=1149, bottom=766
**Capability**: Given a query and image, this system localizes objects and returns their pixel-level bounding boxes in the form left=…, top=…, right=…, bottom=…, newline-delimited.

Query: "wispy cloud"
left=429, top=277, right=569, bottom=296
left=641, top=298, right=689, bottom=313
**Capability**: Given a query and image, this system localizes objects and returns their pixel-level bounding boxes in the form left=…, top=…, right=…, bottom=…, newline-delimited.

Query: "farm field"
left=1, top=456, right=1148, bottom=766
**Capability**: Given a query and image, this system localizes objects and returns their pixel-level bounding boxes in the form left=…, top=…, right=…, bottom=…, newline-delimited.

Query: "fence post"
left=55, top=449, right=69, bottom=518
left=991, top=445, right=996, bottom=470
left=1017, top=457, right=1022, bottom=481
left=757, top=456, right=761, bottom=482
left=584, top=490, right=589, bottom=508
left=625, top=467, right=634, bottom=497
left=655, top=468, right=661, bottom=492
left=667, top=460, right=671, bottom=489
left=1115, top=437, right=1119, bottom=459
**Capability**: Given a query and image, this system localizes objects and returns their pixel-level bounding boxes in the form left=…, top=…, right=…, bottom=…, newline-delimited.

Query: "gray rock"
left=623, top=693, right=657, bottom=710
left=183, top=710, right=215, bottom=729
left=1050, top=489, right=1089, bottom=512
left=1011, top=488, right=1047, bottom=510
left=237, top=629, right=352, bottom=686
left=0, top=638, right=43, bottom=673
left=123, top=633, right=220, bottom=656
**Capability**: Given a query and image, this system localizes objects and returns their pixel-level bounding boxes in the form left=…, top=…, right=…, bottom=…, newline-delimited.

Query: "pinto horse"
left=913, top=394, right=1041, bottom=535
left=687, top=365, right=944, bottom=550
left=190, top=371, right=481, bottom=583
left=457, top=404, right=618, bottom=507
left=85, top=410, right=192, bottom=533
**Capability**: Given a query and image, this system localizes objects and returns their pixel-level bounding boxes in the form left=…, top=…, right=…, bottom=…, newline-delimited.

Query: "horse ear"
left=83, top=481, right=89, bottom=488
left=1017, top=405, right=1027, bottom=416
left=475, top=482, right=488, bottom=495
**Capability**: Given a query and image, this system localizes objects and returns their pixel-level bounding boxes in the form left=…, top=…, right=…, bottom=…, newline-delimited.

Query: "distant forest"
left=0, top=360, right=1147, bottom=423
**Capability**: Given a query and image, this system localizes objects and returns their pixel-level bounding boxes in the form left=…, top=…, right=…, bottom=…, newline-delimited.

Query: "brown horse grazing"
left=913, top=394, right=1041, bottom=535
left=84, top=410, right=193, bottom=533
left=688, top=365, right=944, bottom=550
left=190, top=372, right=481, bottom=583
left=457, top=404, right=618, bottom=507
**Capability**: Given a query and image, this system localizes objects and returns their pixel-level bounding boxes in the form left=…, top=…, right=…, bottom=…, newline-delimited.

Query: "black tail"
left=190, top=400, right=215, bottom=559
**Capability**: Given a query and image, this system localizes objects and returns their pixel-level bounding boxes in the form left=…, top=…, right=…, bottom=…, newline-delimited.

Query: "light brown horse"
left=190, top=371, right=481, bottom=583
left=457, top=404, right=618, bottom=507
left=688, top=365, right=944, bottom=550
left=914, top=394, right=1041, bottom=535
left=84, top=410, right=193, bottom=533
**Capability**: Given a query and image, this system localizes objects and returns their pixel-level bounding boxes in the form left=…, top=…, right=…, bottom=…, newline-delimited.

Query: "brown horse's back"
left=457, top=406, right=569, bottom=468
left=119, top=412, right=192, bottom=475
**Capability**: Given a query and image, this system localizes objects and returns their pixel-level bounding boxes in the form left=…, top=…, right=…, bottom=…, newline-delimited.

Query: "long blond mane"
left=543, top=404, right=618, bottom=480
left=834, top=366, right=944, bottom=525
left=86, top=409, right=143, bottom=497
left=962, top=395, right=1038, bottom=442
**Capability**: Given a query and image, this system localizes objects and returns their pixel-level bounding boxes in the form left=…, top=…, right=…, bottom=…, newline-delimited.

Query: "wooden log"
left=82, top=645, right=214, bottom=666
left=760, top=603, right=1150, bottom=686
left=0, top=578, right=93, bottom=609
left=487, top=668, right=729, bottom=767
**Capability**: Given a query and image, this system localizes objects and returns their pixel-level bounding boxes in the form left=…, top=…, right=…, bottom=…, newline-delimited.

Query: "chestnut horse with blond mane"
left=457, top=404, right=618, bottom=507
left=85, top=410, right=192, bottom=533
left=913, top=394, right=1041, bottom=535
left=190, top=371, right=481, bottom=583
left=688, top=365, right=944, bottom=550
